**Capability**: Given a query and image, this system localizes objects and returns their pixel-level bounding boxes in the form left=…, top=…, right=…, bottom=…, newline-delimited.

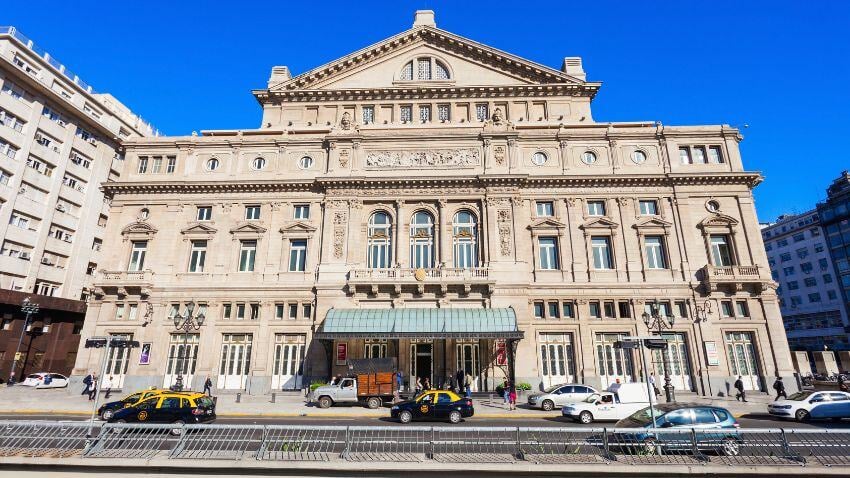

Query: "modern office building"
left=0, top=26, right=156, bottom=379
left=73, top=11, right=794, bottom=397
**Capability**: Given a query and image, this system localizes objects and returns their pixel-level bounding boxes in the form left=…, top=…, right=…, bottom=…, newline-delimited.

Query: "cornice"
left=256, top=84, right=598, bottom=103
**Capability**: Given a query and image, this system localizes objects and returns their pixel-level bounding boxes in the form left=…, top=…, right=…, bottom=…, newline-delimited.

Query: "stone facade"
left=72, top=11, right=794, bottom=396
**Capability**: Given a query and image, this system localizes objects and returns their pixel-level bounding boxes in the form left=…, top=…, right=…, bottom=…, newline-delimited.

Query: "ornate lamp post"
left=10, top=298, right=39, bottom=384
left=642, top=300, right=676, bottom=403
left=172, top=301, right=204, bottom=391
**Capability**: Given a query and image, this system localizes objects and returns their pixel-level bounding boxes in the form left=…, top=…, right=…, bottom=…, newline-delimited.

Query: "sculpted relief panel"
left=365, top=149, right=481, bottom=169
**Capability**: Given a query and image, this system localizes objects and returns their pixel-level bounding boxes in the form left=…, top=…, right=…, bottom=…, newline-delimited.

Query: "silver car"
left=527, top=384, right=598, bottom=411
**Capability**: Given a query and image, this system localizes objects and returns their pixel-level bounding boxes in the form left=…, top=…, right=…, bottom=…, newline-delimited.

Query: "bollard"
left=236, top=392, right=241, bottom=403
left=271, top=392, right=276, bottom=403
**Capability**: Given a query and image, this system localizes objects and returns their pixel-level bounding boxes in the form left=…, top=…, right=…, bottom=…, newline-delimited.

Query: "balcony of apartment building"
left=0, top=89, right=31, bottom=121
left=36, top=258, right=67, bottom=284
left=71, top=134, right=98, bottom=158
left=698, top=264, right=769, bottom=293
left=37, top=117, right=69, bottom=143
left=92, top=269, right=153, bottom=298
left=21, top=162, right=54, bottom=191
left=346, top=265, right=493, bottom=295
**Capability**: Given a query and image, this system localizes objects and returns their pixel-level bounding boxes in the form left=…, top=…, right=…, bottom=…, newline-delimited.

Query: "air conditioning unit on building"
left=56, top=204, right=66, bottom=212
left=41, top=257, right=52, bottom=265
left=19, top=252, right=30, bottom=260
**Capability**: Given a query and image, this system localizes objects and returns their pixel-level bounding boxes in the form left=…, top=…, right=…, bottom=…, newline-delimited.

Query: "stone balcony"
left=92, top=269, right=154, bottom=298
left=698, top=264, right=770, bottom=293
left=347, top=266, right=493, bottom=295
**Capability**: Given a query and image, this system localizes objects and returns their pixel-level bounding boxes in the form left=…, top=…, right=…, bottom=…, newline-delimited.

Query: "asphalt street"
left=2, top=412, right=849, bottom=429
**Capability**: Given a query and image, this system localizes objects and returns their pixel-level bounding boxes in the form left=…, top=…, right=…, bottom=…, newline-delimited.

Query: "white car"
left=768, top=390, right=850, bottom=422
left=20, top=373, right=69, bottom=389
left=527, top=384, right=598, bottom=411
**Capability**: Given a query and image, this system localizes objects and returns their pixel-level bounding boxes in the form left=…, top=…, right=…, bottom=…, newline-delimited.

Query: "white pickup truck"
left=561, top=383, right=656, bottom=424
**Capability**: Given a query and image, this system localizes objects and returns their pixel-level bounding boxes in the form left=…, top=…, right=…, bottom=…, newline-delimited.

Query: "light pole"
left=642, top=300, right=676, bottom=403
left=10, top=298, right=39, bottom=384
left=172, top=301, right=204, bottom=391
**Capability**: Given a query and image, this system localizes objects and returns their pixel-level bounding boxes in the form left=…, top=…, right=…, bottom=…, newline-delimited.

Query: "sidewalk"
left=0, top=386, right=770, bottom=419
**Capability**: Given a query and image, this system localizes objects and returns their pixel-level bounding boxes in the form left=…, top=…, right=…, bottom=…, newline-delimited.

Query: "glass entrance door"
left=410, top=341, right=433, bottom=390
left=594, top=332, right=634, bottom=389
left=725, top=332, right=762, bottom=391
left=271, top=334, right=305, bottom=390
left=163, top=334, right=199, bottom=389
left=218, top=334, right=252, bottom=390
left=456, top=341, right=480, bottom=391
left=104, top=333, right=132, bottom=388
left=539, top=333, right=576, bottom=388
left=650, top=333, right=693, bottom=391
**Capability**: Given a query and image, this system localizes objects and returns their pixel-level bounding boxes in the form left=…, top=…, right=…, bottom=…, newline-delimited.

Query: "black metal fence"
left=1, top=421, right=849, bottom=467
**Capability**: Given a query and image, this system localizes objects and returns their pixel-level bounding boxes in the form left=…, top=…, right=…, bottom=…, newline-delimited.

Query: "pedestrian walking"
left=502, top=379, right=509, bottom=405
left=508, top=382, right=517, bottom=411
left=734, top=376, right=747, bottom=402
left=464, top=371, right=472, bottom=398
left=7, top=372, right=15, bottom=386
left=395, top=370, right=404, bottom=393
left=650, top=375, right=660, bottom=397
left=103, top=376, right=113, bottom=399
left=415, top=376, right=422, bottom=394
left=423, top=377, right=431, bottom=390
left=88, top=374, right=98, bottom=401
left=203, top=375, right=213, bottom=395
left=81, top=372, right=93, bottom=396
left=455, top=369, right=464, bottom=394
left=772, top=377, right=787, bottom=401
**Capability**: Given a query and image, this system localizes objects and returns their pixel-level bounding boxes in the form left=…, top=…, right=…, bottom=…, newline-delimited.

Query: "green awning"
left=315, top=307, right=523, bottom=339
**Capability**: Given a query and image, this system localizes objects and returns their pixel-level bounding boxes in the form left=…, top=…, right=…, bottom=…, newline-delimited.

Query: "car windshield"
left=583, top=393, right=601, bottom=403
left=624, top=406, right=667, bottom=425
left=786, top=391, right=814, bottom=401
left=125, top=393, right=142, bottom=402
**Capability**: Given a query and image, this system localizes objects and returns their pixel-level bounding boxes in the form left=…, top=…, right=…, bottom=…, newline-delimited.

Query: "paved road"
left=2, top=412, right=849, bottom=429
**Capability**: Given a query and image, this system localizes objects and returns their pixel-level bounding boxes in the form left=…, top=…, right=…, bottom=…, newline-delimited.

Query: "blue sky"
left=5, top=1, right=849, bottom=222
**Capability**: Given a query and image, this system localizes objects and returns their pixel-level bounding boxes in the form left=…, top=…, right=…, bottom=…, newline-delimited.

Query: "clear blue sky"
left=5, top=1, right=849, bottom=222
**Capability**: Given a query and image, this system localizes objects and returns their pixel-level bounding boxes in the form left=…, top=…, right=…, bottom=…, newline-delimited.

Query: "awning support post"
left=507, top=338, right=519, bottom=388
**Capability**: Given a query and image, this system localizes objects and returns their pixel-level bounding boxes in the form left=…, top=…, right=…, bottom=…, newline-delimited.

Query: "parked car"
left=97, top=387, right=174, bottom=420
left=561, top=383, right=655, bottom=423
left=528, top=384, right=598, bottom=411
left=20, top=373, right=68, bottom=389
left=768, top=390, right=850, bottom=422
left=614, top=403, right=741, bottom=456
left=391, top=390, right=474, bottom=424
left=109, top=392, right=215, bottom=434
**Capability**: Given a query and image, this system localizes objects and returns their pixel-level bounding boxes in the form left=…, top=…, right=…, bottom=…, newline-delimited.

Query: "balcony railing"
left=97, top=270, right=153, bottom=282
left=349, top=267, right=490, bottom=281
left=699, top=264, right=766, bottom=292
left=704, top=264, right=760, bottom=279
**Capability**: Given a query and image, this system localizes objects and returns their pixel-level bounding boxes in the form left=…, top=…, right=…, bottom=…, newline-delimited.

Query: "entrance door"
left=103, top=333, right=132, bottom=388
left=650, top=333, right=693, bottom=391
left=539, top=333, right=576, bottom=388
left=272, top=334, right=305, bottom=390
left=218, top=334, right=252, bottom=390
left=456, top=341, right=480, bottom=391
left=594, top=332, right=634, bottom=389
left=725, top=332, right=762, bottom=391
left=163, top=334, right=199, bottom=389
left=410, top=341, right=433, bottom=389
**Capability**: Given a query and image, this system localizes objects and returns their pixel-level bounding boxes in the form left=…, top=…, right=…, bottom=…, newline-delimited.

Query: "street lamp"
left=172, top=301, right=204, bottom=391
left=642, top=300, right=676, bottom=403
left=9, top=298, right=39, bottom=384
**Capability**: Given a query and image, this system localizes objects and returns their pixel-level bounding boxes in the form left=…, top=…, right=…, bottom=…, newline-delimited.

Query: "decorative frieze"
left=497, top=209, right=512, bottom=257
left=365, top=148, right=480, bottom=169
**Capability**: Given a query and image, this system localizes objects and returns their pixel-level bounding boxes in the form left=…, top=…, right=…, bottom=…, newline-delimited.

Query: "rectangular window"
left=538, top=237, right=559, bottom=270
left=591, top=236, right=613, bottom=269
left=562, top=302, right=574, bottom=318
left=236, top=303, right=246, bottom=320
left=796, top=247, right=808, bottom=259
left=801, top=262, right=813, bottom=274
left=710, top=235, right=734, bottom=267
left=824, top=274, right=833, bottom=284
left=137, top=157, right=148, bottom=174
left=804, top=277, right=817, bottom=287
left=245, top=205, right=260, bottom=220
left=604, top=301, right=616, bottom=318
left=780, top=252, right=792, bottom=262
left=223, top=303, right=232, bottom=319
left=809, top=293, right=822, bottom=303
left=639, top=200, right=658, bottom=215
left=735, top=301, right=749, bottom=317
left=362, top=106, right=374, bottom=124
left=128, top=304, right=138, bottom=321
left=115, top=303, right=125, bottom=320
left=400, top=105, right=412, bottom=122
left=787, top=281, right=799, bottom=290
left=188, top=240, right=207, bottom=272
left=437, top=104, right=450, bottom=122
left=239, top=240, right=257, bottom=272
left=151, top=156, right=162, bottom=173
left=533, top=301, right=544, bottom=318
left=676, top=301, right=689, bottom=318
left=196, top=206, right=212, bottom=221
left=618, top=301, right=631, bottom=318
left=475, top=103, right=489, bottom=121
left=294, top=204, right=310, bottom=219
left=547, top=302, right=560, bottom=319
left=275, top=304, right=285, bottom=320
left=289, top=239, right=307, bottom=272
left=289, top=304, right=298, bottom=320
left=679, top=147, right=692, bottom=164
left=419, top=105, right=431, bottom=122
left=128, top=241, right=147, bottom=271
left=250, top=303, right=260, bottom=320
left=589, top=301, right=601, bottom=319
left=792, top=233, right=805, bottom=243
left=708, top=146, right=724, bottom=164
left=819, top=258, right=829, bottom=270
left=587, top=200, right=606, bottom=216
left=790, top=296, right=803, bottom=306
left=693, top=146, right=707, bottom=164
left=166, top=156, right=176, bottom=173
left=35, top=281, right=58, bottom=297
left=783, top=266, right=795, bottom=276
left=777, top=239, right=788, bottom=247
left=536, top=201, right=554, bottom=217
left=303, top=303, right=312, bottom=320
left=0, top=139, right=18, bottom=160
left=828, top=290, right=838, bottom=300
left=720, top=301, right=733, bottom=317
left=644, top=236, right=667, bottom=269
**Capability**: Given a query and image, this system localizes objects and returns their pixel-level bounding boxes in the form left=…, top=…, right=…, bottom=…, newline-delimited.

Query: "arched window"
left=400, top=57, right=451, bottom=81
left=367, top=211, right=393, bottom=269
left=452, top=210, right=478, bottom=268
left=410, top=211, right=435, bottom=269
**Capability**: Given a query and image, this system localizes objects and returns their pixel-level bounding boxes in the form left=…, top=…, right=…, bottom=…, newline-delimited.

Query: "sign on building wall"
left=704, top=341, right=720, bottom=366
left=138, top=343, right=151, bottom=365
left=495, top=340, right=507, bottom=366
left=336, top=343, right=348, bottom=365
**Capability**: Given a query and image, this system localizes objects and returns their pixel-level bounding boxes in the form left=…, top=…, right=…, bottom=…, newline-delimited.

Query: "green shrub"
left=517, top=382, right=532, bottom=391
left=309, top=381, right=327, bottom=391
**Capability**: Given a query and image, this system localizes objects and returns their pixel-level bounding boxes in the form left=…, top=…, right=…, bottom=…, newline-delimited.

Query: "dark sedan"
left=110, top=392, right=215, bottom=434
left=390, top=390, right=474, bottom=424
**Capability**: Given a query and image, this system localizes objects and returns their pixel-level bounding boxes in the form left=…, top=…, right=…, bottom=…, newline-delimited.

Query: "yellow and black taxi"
left=97, top=387, right=172, bottom=420
left=391, top=390, right=474, bottom=424
left=109, top=391, right=215, bottom=433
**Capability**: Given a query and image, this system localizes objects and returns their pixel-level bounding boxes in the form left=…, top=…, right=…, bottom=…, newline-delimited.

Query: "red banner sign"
left=336, top=343, right=347, bottom=365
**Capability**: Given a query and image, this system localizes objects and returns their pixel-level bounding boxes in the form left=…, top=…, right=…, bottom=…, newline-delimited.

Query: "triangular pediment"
left=121, top=221, right=158, bottom=236
left=633, top=217, right=673, bottom=229
left=280, top=221, right=318, bottom=234
left=268, top=27, right=592, bottom=92
left=229, top=222, right=268, bottom=235
left=180, top=223, right=218, bottom=235
left=580, top=217, right=620, bottom=230
left=528, top=218, right=567, bottom=230
left=698, top=214, right=739, bottom=229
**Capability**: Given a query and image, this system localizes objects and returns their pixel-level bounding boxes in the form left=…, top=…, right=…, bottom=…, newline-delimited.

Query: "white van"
left=561, top=383, right=656, bottom=424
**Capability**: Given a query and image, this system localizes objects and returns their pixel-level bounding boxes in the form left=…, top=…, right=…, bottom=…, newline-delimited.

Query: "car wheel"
left=641, top=438, right=659, bottom=456
left=578, top=411, right=594, bottom=424
left=541, top=400, right=555, bottom=411
left=795, top=409, right=810, bottom=422
left=449, top=411, right=462, bottom=424
left=721, top=437, right=740, bottom=457
left=399, top=410, right=413, bottom=424
left=318, top=396, right=333, bottom=409
left=366, top=397, right=381, bottom=409
left=101, top=409, right=114, bottom=421
left=170, top=420, right=186, bottom=436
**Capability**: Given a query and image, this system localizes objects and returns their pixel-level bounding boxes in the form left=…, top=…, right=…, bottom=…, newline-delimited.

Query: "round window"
left=252, top=157, right=266, bottom=170
left=298, top=156, right=314, bottom=170
left=531, top=152, right=548, bottom=166
left=206, top=158, right=220, bottom=171
left=706, top=200, right=721, bottom=213
left=581, top=151, right=597, bottom=165
left=631, top=150, right=647, bottom=164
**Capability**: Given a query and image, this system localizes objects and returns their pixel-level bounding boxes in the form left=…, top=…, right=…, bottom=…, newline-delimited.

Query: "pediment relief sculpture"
left=365, top=148, right=480, bottom=169
left=279, top=221, right=318, bottom=235
left=632, top=217, right=673, bottom=230
left=230, top=222, right=268, bottom=235
left=180, top=223, right=218, bottom=235
left=528, top=218, right=567, bottom=230
left=697, top=213, right=739, bottom=230
left=121, top=221, right=158, bottom=237
left=579, top=217, right=620, bottom=230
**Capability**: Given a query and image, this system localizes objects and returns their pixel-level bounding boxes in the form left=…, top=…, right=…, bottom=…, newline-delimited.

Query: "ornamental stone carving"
left=325, top=199, right=347, bottom=209
left=494, top=146, right=506, bottom=165
left=339, top=149, right=350, bottom=168
left=497, top=208, right=512, bottom=256
left=333, top=226, right=345, bottom=259
left=333, top=211, right=348, bottom=225
left=365, top=149, right=481, bottom=169
left=340, top=112, right=352, bottom=130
